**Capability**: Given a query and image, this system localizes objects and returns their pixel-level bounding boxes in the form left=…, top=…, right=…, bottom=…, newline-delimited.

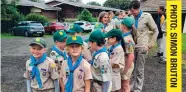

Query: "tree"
left=87, top=1, right=101, bottom=6
left=25, top=13, right=48, bottom=25
left=77, top=9, right=94, bottom=22
left=103, top=0, right=130, bottom=10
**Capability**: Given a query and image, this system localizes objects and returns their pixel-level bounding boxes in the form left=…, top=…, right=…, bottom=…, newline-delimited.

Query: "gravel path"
left=1, top=36, right=186, bottom=92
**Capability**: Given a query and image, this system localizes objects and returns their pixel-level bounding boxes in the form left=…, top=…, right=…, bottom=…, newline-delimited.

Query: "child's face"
left=56, top=39, right=66, bottom=50
left=30, top=45, right=46, bottom=59
left=67, top=44, right=82, bottom=57
left=88, top=42, right=97, bottom=51
left=120, top=24, right=128, bottom=32
left=108, top=37, right=116, bottom=45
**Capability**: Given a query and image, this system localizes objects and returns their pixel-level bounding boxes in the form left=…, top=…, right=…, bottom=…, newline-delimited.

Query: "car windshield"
left=74, top=23, right=84, bottom=25
left=30, top=23, right=42, bottom=26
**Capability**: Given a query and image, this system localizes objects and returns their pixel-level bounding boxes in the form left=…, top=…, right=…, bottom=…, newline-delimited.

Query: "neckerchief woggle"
left=122, top=31, right=131, bottom=38
left=52, top=46, right=67, bottom=60
left=30, top=53, right=47, bottom=88
left=90, top=47, right=107, bottom=65
left=135, top=10, right=143, bottom=29
left=65, top=55, right=83, bottom=92
left=108, top=43, right=121, bottom=57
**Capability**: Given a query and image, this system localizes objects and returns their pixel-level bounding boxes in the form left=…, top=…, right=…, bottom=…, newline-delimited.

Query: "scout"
left=94, top=22, right=104, bottom=32
left=105, top=29, right=125, bottom=92
left=120, top=17, right=135, bottom=92
left=129, top=1, right=158, bottom=92
left=67, top=24, right=92, bottom=62
left=59, top=36, right=92, bottom=92
left=88, top=30, right=112, bottom=92
left=24, top=38, right=59, bottom=92
left=49, top=30, right=68, bottom=74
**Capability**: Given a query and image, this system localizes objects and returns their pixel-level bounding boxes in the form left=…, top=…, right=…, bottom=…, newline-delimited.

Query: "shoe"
left=153, top=52, right=163, bottom=57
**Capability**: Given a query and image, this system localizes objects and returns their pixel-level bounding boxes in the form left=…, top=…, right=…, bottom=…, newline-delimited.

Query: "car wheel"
left=39, top=34, right=44, bottom=37
left=11, top=31, right=16, bottom=36
left=51, top=31, right=55, bottom=35
left=24, top=31, right=30, bottom=37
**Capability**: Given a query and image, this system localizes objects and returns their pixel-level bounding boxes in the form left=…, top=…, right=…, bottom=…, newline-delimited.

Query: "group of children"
left=24, top=16, right=136, bottom=92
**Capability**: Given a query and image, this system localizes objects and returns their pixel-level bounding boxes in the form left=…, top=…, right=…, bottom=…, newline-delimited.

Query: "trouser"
left=157, top=38, right=163, bottom=53
left=161, top=34, right=166, bottom=60
left=130, top=48, right=147, bottom=92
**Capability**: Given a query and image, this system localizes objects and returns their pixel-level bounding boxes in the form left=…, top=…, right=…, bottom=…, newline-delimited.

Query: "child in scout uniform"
left=59, top=36, right=92, bottom=92
left=67, top=24, right=92, bottom=63
left=49, top=30, right=68, bottom=74
left=105, top=29, right=125, bottom=92
left=24, top=38, right=59, bottom=92
left=88, top=30, right=112, bottom=92
left=120, top=17, right=135, bottom=92
left=94, top=22, right=104, bottom=32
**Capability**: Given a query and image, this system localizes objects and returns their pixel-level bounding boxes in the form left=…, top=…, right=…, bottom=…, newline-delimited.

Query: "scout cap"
left=67, top=24, right=83, bottom=33
left=88, top=30, right=105, bottom=42
left=94, top=22, right=104, bottom=30
left=53, top=30, right=68, bottom=42
left=29, top=37, right=47, bottom=48
left=121, top=17, right=135, bottom=28
left=66, top=36, right=83, bottom=45
left=105, top=29, right=122, bottom=38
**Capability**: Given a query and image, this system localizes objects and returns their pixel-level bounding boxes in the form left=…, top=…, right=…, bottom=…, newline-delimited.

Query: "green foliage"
left=103, top=0, right=130, bottom=10
left=25, top=13, right=49, bottom=25
left=77, top=9, right=95, bottom=22
left=1, top=5, right=25, bottom=33
left=87, top=1, right=101, bottom=6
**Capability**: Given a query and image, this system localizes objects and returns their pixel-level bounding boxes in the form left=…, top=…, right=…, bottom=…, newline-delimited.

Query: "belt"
left=93, top=80, right=103, bottom=86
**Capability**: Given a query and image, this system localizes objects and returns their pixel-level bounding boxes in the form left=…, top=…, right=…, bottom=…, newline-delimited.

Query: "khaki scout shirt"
left=91, top=52, right=112, bottom=82
left=123, top=34, right=135, bottom=54
left=104, top=23, right=114, bottom=33
left=110, top=45, right=124, bottom=91
left=50, top=49, right=67, bottom=73
left=59, top=59, right=92, bottom=92
left=82, top=42, right=92, bottom=62
left=135, top=12, right=158, bottom=49
left=24, top=57, right=59, bottom=90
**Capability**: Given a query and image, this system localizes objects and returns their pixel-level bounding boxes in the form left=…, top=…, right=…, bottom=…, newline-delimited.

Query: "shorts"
left=121, top=62, right=134, bottom=80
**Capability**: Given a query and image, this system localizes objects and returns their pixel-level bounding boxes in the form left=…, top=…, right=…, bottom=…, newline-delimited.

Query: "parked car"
left=11, top=21, right=45, bottom=37
left=74, top=21, right=92, bottom=32
left=44, top=22, right=68, bottom=34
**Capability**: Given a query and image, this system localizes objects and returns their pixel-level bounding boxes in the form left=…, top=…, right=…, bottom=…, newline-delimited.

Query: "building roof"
left=17, top=0, right=61, bottom=11
left=140, top=0, right=186, bottom=12
left=46, top=0, right=121, bottom=11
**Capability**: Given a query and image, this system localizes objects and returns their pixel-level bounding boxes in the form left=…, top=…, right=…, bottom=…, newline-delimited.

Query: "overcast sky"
left=44, top=0, right=107, bottom=5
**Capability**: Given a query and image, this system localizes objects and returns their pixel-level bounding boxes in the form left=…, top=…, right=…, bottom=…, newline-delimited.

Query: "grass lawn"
left=0, top=33, right=53, bottom=38
left=182, top=33, right=186, bottom=54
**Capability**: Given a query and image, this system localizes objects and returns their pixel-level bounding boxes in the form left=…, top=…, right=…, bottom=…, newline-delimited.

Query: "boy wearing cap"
left=67, top=24, right=92, bottom=63
left=24, top=38, right=59, bottom=92
left=94, top=22, right=104, bottom=32
left=105, top=29, right=125, bottom=92
left=88, top=30, right=112, bottom=92
left=59, top=36, right=92, bottom=92
left=120, top=17, right=135, bottom=92
left=50, top=30, right=68, bottom=73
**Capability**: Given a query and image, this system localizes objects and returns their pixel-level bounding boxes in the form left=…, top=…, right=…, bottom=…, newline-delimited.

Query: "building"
left=45, top=0, right=121, bottom=21
left=140, top=0, right=186, bottom=33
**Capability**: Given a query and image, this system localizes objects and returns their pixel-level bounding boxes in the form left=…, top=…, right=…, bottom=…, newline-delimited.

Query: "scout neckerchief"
left=122, top=31, right=131, bottom=38
left=52, top=46, right=67, bottom=60
left=135, top=10, right=143, bottom=29
left=90, top=46, right=107, bottom=65
left=108, top=43, right=121, bottom=57
left=30, top=53, right=47, bottom=88
left=65, top=55, right=83, bottom=92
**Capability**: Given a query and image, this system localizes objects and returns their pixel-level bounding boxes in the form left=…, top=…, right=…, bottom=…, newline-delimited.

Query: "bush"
left=77, top=9, right=94, bottom=22
left=25, top=13, right=48, bottom=25
left=1, top=5, right=25, bottom=33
